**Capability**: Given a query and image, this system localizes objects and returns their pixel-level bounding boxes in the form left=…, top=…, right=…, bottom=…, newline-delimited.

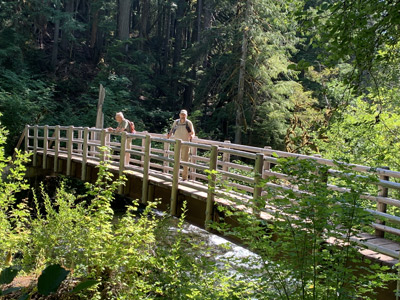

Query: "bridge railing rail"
left=24, top=125, right=400, bottom=258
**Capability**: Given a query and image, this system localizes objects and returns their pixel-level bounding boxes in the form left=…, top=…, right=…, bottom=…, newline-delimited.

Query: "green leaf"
left=18, top=294, right=29, bottom=300
left=37, top=264, right=70, bottom=296
left=70, top=280, right=99, bottom=293
left=0, top=266, right=20, bottom=284
left=2, top=287, right=21, bottom=295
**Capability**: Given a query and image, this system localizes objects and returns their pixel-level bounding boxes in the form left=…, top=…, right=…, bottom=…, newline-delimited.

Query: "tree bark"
left=90, top=6, right=99, bottom=48
left=51, top=0, right=61, bottom=70
left=61, top=0, right=75, bottom=53
left=234, top=0, right=251, bottom=144
left=139, top=0, right=150, bottom=41
left=118, top=0, right=132, bottom=40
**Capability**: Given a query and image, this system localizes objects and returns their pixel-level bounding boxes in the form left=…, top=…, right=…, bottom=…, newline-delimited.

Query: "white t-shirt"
left=171, top=119, right=194, bottom=141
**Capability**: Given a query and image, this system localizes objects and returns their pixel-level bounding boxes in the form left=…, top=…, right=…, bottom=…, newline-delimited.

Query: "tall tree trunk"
left=171, top=0, right=186, bottom=101
left=161, top=2, right=172, bottom=74
left=139, top=0, right=150, bottom=46
left=61, top=0, right=75, bottom=54
left=196, top=0, right=202, bottom=43
left=234, top=0, right=251, bottom=144
left=51, top=0, right=61, bottom=70
left=183, top=67, right=196, bottom=110
left=202, top=0, right=213, bottom=67
left=118, top=0, right=131, bottom=40
left=89, top=0, right=104, bottom=63
left=172, top=0, right=185, bottom=69
left=90, top=5, right=99, bottom=48
left=132, top=0, right=140, bottom=32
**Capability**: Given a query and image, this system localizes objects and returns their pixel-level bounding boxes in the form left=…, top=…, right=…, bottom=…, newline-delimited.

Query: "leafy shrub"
left=211, top=157, right=392, bottom=300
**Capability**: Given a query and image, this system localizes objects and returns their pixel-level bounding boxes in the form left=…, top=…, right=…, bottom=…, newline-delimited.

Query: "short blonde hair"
left=116, top=112, right=124, bottom=118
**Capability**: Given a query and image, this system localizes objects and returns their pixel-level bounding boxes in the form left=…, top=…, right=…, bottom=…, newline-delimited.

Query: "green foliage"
left=318, top=94, right=400, bottom=170
left=313, top=0, right=400, bottom=85
left=0, top=144, right=252, bottom=299
left=211, top=157, right=390, bottom=299
left=0, top=119, right=32, bottom=268
left=0, top=266, right=20, bottom=285
left=195, top=0, right=303, bottom=148
left=1, top=264, right=96, bottom=298
left=0, top=70, right=55, bottom=154
left=37, top=264, right=70, bottom=296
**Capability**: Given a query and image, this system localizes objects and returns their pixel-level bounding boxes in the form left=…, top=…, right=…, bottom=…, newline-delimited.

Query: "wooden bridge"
left=23, top=125, right=400, bottom=266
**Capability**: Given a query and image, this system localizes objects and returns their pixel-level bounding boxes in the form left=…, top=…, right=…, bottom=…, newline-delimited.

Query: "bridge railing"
left=24, top=125, right=400, bottom=258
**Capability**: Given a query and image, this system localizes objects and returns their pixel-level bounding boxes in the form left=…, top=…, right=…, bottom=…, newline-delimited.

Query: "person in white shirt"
left=167, top=109, right=195, bottom=180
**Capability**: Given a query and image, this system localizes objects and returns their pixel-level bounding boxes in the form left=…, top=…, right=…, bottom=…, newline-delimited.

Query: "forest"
left=1, top=0, right=399, bottom=171
left=2, top=0, right=400, bottom=299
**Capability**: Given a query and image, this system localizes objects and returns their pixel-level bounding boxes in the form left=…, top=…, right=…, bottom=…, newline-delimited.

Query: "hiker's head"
left=115, top=112, right=124, bottom=122
left=179, top=109, right=188, bottom=120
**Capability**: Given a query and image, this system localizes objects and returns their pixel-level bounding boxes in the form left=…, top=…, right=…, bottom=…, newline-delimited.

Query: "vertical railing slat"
left=222, top=140, right=231, bottom=180
left=24, top=125, right=29, bottom=152
left=66, top=126, right=73, bottom=176
left=42, top=125, right=49, bottom=169
left=263, top=146, right=272, bottom=179
left=190, top=145, right=198, bottom=181
left=33, top=125, right=39, bottom=167
left=53, top=125, right=60, bottom=172
left=118, top=132, right=127, bottom=195
left=81, top=127, right=89, bottom=181
left=99, top=129, right=107, bottom=161
left=170, top=139, right=181, bottom=216
left=375, top=167, right=390, bottom=238
left=142, top=135, right=151, bottom=204
left=253, top=153, right=264, bottom=216
left=141, top=131, right=148, bottom=167
left=205, top=145, right=218, bottom=230
left=90, top=129, right=96, bottom=158
left=77, top=128, right=83, bottom=153
left=163, top=141, right=170, bottom=174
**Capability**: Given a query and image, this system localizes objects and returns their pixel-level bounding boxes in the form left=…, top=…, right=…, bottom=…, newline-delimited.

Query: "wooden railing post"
left=141, top=131, right=148, bottom=167
left=163, top=141, right=170, bottom=174
left=222, top=140, right=231, bottom=180
left=12, top=128, right=27, bottom=161
left=90, top=129, right=96, bottom=158
left=81, top=127, right=89, bottom=181
left=99, top=129, right=108, bottom=161
left=53, top=125, right=60, bottom=172
left=313, top=154, right=329, bottom=184
left=118, top=132, right=127, bottom=195
left=170, top=139, right=182, bottom=216
left=254, top=153, right=264, bottom=205
left=77, top=128, right=83, bottom=153
left=125, top=135, right=131, bottom=166
left=66, top=126, right=73, bottom=176
left=190, top=145, right=198, bottom=180
left=24, top=125, right=29, bottom=152
left=263, top=146, right=272, bottom=179
left=142, top=134, right=151, bottom=204
left=375, top=167, right=390, bottom=238
left=205, top=145, right=218, bottom=230
left=33, top=125, right=39, bottom=167
left=42, top=125, right=49, bottom=169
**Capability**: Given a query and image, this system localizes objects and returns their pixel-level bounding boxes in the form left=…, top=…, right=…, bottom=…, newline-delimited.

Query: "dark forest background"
left=1, top=0, right=400, bottom=170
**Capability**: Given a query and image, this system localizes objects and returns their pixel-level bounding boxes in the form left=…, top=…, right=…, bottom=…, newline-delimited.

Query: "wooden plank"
left=358, top=249, right=398, bottom=266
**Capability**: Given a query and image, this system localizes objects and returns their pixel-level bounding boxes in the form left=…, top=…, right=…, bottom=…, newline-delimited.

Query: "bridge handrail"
left=23, top=124, right=400, bottom=258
